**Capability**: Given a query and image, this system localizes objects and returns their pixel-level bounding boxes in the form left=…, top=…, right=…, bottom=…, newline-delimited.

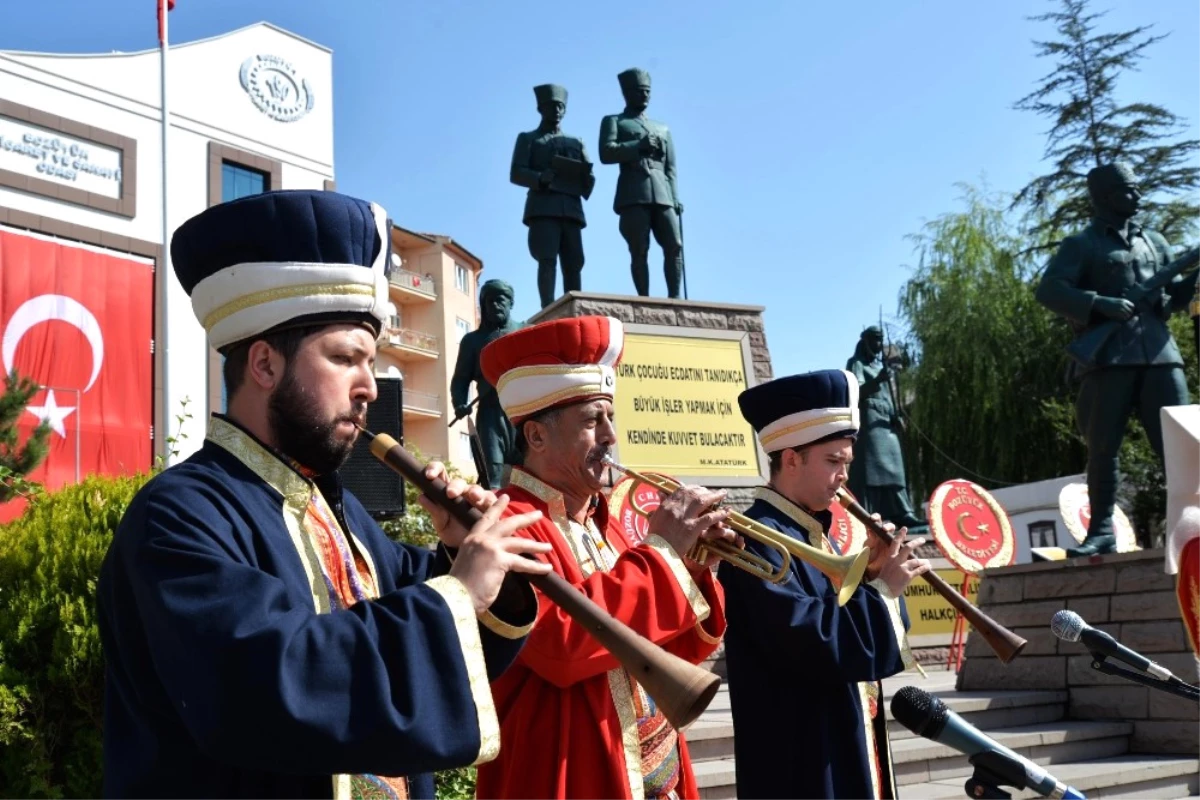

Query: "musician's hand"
left=687, top=524, right=743, bottom=576
left=873, top=528, right=930, bottom=598
left=418, top=461, right=501, bottom=548
left=449, top=495, right=553, bottom=615
left=1095, top=296, right=1135, bottom=321
left=647, top=484, right=731, bottom=562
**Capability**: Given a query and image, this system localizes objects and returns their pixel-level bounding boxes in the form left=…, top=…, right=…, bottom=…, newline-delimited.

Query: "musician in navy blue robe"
left=718, top=369, right=931, bottom=800
left=97, top=190, right=553, bottom=799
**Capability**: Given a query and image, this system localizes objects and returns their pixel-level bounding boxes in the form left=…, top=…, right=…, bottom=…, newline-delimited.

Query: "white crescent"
left=2, top=294, right=105, bottom=391
left=956, top=511, right=980, bottom=541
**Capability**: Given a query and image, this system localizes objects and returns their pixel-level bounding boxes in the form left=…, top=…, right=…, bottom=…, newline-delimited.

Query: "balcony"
left=402, top=389, right=442, bottom=419
left=389, top=269, right=437, bottom=303
left=380, top=327, right=439, bottom=361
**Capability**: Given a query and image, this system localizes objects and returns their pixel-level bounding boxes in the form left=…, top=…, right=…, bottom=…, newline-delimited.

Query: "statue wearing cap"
left=720, top=369, right=927, bottom=800
left=510, top=83, right=596, bottom=308
left=1036, top=162, right=1193, bottom=556
left=472, top=315, right=730, bottom=800
left=846, top=326, right=925, bottom=531
left=450, top=278, right=522, bottom=485
left=97, top=190, right=542, bottom=799
left=599, top=67, right=685, bottom=298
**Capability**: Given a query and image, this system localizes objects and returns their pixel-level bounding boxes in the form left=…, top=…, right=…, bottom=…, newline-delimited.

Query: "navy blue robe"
left=97, top=416, right=533, bottom=798
left=718, top=488, right=912, bottom=800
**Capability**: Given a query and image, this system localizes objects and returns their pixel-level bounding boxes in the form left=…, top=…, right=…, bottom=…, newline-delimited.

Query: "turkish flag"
left=0, top=229, right=153, bottom=522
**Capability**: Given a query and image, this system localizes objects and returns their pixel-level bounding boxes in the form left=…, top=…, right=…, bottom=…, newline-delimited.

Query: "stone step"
left=892, top=719, right=1133, bottom=786
left=692, top=757, right=736, bottom=800
left=901, top=755, right=1199, bottom=799
left=887, top=688, right=1068, bottom=740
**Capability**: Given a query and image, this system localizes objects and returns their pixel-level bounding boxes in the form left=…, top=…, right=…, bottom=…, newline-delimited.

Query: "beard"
left=267, top=366, right=363, bottom=475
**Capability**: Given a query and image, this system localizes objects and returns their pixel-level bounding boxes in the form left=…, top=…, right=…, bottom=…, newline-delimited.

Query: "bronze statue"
left=846, top=326, right=926, bottom=531
left=599, top=68, right=684, bottom=298
left=1036, top=162, right=1195, bottom=556
left=510, top=84, right=595, bottom=308
left=449, top=280, right=522, bottom=487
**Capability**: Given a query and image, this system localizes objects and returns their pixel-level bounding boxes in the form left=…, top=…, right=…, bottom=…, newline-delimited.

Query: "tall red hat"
left=480, top=316, right=625, bottom=424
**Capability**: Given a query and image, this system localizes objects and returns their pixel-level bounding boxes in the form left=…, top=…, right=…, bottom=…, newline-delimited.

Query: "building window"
left=455, top=263, right=470, bottom=294
left=460, top=432, right=472, bottom=461
left=455, top=317, right=471, bottom=342
left=1028, top=520, right=1056, bottom=549
left=222, top=162, right=268, bottom=202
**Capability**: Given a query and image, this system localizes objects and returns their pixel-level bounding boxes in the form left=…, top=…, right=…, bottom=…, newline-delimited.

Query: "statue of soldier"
left=599, top=68, right=684, bottom=298
left=450, top=280, right=522, bottom=487
left=845, top=326, right=925, bottom=530
left=1036, top=162, right=1193, bottom=556
left=510, top=84, right=595, bottom=309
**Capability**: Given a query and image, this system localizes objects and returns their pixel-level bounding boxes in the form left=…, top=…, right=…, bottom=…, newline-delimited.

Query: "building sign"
left=240, top=55, right=315, bottom=122
left=0, top=116, right=123, bottom=198
left=903, top=568, right=979, bottom=637
left=614, top=331, right=762, bottom=480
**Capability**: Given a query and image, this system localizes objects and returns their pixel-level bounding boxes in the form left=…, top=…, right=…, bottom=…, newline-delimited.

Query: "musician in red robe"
left=473, top=315, right=735, bottom=800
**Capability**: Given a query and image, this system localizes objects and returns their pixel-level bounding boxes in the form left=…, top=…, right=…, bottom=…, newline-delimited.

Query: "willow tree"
left=896, top=184, right=1085, bottom=501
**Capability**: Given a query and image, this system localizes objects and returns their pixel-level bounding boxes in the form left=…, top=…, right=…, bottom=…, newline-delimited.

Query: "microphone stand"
left=1088, top=654, right=1200, bottom=703
left=963, top=750, right=1028, bottom=800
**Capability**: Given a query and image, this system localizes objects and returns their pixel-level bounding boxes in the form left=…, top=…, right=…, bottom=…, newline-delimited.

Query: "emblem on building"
left=239, top=55, right=315, bottom=122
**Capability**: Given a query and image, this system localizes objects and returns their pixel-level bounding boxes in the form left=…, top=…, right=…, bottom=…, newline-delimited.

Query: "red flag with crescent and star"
left=0, top=228, right=153, bottom=522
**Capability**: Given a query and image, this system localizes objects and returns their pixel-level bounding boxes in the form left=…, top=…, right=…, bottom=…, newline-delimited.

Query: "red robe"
left=475, top=468, right=726, bottom=800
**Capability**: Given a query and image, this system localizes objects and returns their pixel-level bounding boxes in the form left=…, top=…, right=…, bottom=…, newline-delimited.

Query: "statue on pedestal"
left=846, top=326, right=926, bottom=531
left=1036, top=162, right=1195, bottom=556
left=510, top=84, right=595, bottom=309
left=450, top=280, right=522, bottom=487
left=599, top=68, right=685, bottom=298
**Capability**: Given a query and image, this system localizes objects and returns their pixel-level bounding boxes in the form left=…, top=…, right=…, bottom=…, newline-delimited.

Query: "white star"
left=25, top=390, right=76, bottom=438
left=977, top=522, right=990, bottom=534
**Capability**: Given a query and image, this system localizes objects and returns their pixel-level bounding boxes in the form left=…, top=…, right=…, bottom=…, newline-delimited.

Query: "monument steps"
left=686, top=669, right=1199, bottom=799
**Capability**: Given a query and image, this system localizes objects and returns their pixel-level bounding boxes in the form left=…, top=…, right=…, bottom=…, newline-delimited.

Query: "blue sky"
left=4, top=1, right=1197, bottom=379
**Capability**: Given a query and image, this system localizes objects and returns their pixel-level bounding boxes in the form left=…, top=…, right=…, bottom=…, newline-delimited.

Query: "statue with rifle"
left=449, top=279, right=522, bottom=488
left=1036, top=162, right=1197, bottom=556
left=845, top=323, right=927, bottom=532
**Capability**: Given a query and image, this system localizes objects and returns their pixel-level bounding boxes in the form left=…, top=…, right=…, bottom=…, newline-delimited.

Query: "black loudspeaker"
left=341, top=376, right=406, bottom=520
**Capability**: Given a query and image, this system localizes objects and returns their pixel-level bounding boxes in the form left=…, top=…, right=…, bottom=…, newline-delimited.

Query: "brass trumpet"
left=604, top=459, right=870, bottom=606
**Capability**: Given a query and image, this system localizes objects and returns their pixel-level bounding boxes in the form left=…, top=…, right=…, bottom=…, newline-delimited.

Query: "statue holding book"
left=510, top=83, right=595, bottom=308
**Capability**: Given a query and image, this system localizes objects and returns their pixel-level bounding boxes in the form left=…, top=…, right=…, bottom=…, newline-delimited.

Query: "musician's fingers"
left=695, top=508, right=732, bottom=536
left=908, top=557, right=932, bottom=576
left=467, top=494, right=512, bottom=537
left=502, top=550, right=555, bottom=575
left=497, top=536, right=553, bottom=556
left=486, top=508, right=548, bottom=539
left=460, top=483, right=498, bottom=511
left=443, top=477, right=470, bottom=501
left=423, top=461, right=449, bottom=484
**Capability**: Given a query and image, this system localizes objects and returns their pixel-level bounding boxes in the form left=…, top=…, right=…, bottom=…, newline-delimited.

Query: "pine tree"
left=1013, top=0, right=1199, bottom=245
left=0, top=370, right=50, bottom=503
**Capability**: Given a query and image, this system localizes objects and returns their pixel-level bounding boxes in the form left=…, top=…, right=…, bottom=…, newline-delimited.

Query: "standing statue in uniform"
left=846, top=326, right=926, bottom=531
left=510, top=83, right=595, bottom=309
left=450, top=280, right=522, bottom=487
left=1036, top=162, right=1195, bottom=556
left=599, top=68, right=685, bottom=298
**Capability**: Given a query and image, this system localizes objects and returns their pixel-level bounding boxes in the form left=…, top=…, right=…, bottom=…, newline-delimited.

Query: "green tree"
left=1012, top=0, right=1199, bottom=244
left=0, top=370, right=51, bottom=503
left=897, top=183, right=1085, bottom=502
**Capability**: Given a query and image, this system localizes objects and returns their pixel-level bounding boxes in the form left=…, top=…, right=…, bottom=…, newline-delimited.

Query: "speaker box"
left=341, top=376, right=406, bottom=520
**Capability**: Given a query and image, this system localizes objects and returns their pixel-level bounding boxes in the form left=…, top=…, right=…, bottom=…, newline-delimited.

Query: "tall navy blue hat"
left=738, top=369, right=860, bottom=453
left=171, top=189, right=391, bottom=352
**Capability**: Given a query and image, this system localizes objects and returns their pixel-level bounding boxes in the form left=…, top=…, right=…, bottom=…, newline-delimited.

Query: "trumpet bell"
left=605, top=461, right=869, bottom=606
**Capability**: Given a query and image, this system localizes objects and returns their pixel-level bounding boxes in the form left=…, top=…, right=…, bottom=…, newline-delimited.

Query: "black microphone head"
left=891, top=686, right=949, bottom=739
left=1051, top=609, right=1084, bottom=642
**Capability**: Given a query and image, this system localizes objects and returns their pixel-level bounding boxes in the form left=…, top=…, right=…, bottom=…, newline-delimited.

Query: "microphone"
left=891, top=686, right=1085, bottom=799
left=1051, top=610, right=1175, bottom=681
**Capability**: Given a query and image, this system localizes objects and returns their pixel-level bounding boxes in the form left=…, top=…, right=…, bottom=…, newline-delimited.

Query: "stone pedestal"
left=529, top=291, right=774, bottom=509
left=958, top=549, right=1198, bottom=754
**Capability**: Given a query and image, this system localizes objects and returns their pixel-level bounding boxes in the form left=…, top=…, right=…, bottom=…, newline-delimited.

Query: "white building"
left=0, top=22, right=335, bottom=468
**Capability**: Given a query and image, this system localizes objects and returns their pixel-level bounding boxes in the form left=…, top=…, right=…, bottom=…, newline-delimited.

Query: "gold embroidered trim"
left=694, top=615, right=723, bottom=645
left=479, top=608, right=534, bottom=640
left=870, top=578, right=919, bottom=673
left=641, top=534, right=710, bottom=623
left=425, top=575, right=500, bottom=765
left=496, top=364, right=605, bottom=392
left=333, top=773, right=350, bottom=800
left=760, top=413, right=854, bottom=447
left=608, top=668, right=646, bottom=800
left=503, top=383, right=608, bottom=420
left=202, top=282, right=376, bottom=329
left=859, top=681, right=882, bottom=800
left=206, top=417, right=328, bottom=612
left=754, top=486, right=825, bottom=542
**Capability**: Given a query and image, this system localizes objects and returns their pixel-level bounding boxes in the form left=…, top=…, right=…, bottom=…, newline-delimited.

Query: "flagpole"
left=158, top=0, right=173, bottom=464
